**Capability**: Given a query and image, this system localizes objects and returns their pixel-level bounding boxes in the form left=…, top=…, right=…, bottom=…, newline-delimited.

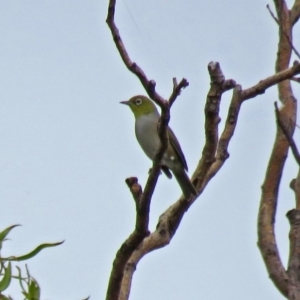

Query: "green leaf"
left=0, top=225, right=21, bottom=242
left=0, top=225, right=21, bottom=250
left=5, top=241, right=64, bottom=261
left=27, top=278, right=40, bottom=300
left=21, top=277, right=40, bottom=300
left=0, top=262, right=11, bottom=292
left=22, top=291, right=30, bottom=299
left=0, top=295, right=13, bottom=300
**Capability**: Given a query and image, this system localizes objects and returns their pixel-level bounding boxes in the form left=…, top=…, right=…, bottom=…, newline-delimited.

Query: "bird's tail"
left=173, top=170, right=197, bottom=199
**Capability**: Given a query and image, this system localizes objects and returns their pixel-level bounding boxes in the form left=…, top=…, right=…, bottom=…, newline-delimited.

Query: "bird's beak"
left=120, top=100, right=130, bottom=105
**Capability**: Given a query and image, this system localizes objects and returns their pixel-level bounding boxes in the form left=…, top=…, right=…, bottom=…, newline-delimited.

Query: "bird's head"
left=120, top=95, right=158, bottom=118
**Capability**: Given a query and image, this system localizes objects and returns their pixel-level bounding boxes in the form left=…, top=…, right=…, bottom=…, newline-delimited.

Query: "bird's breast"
left=135, top=114, right=160, bottom=160
left=134, top=114, right=182, bottom=171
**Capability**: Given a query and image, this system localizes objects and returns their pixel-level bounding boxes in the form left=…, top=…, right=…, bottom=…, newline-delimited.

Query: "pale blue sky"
left=0, top=1, right=299, bottom=299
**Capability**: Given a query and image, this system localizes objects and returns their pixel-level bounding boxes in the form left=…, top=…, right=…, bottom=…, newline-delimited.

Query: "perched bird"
left=120, top=95, right=196, bottom=198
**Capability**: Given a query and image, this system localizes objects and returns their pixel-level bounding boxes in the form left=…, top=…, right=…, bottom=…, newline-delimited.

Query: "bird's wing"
left=167, top=127, right=188, bottom=171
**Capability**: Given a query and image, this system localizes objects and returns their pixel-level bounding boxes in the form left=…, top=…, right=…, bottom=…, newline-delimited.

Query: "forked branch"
left=106, top=1, right=189, bottom=299
left=257, top=0, right=299, bottom=297
left=106, top=0, right=300, bottom=299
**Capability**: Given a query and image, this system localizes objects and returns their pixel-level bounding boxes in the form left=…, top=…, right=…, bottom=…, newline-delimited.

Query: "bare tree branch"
left=192, top=62, right=233, bottom=191
left=267, top=3, right=300, bottom=60
left=287, top=161, right=300, bottom=297
left=287, top=208, right=300, bottom=299
left=257, top=133, right=290, bottom=296
left=291, top=170, right=300, bottom=209
left=277, top=97, right=300, bottom=299
left=274, top=0, right=292, bottom=75
left=125, top=177, right=142, bottom=203
left=105, top=176, right=149, bottom=300
left=106, top=0, right=300, bottom=299
left=267, top=4, right=279, bottom=24
left=273, top=0, right=288, bottom=20
left=106, top=0, right=186, bottom=109
left=241, top=61, right=300, bottom=101
left=169, top=78, right=189, bottom=107
left=291, top=0, right=300, bottom=25
left=119, top=62, right=237, bottom=299
left=257, top=0, right=298, bottom=296
left=106, top=1, right=190, bottom=299
left=106, top=1, right=162, bottom=105
left=119, top=59, right=300, bottom=298
left=205, top=85, right=242, bottom=181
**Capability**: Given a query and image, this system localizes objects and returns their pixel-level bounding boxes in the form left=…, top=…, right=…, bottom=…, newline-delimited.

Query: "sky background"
left=0, top=0, right=299, bottom=299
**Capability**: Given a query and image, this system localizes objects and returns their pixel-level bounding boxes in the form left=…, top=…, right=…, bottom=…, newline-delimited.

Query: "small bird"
left=120, top=95, right=196, bottom=198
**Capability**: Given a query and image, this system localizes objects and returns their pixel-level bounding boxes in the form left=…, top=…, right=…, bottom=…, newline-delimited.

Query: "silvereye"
left=121, top=95, right=196, bottom=198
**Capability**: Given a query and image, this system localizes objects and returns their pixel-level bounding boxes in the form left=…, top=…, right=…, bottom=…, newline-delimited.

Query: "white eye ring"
left=135, top=98, right=142, bottom=105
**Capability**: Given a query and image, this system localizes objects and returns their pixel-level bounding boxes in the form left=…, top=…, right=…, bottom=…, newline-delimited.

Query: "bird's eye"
left=135, top=98, right=142, bottom=105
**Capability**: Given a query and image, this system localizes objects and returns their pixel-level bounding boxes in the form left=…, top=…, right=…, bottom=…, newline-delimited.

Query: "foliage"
left=0, top=225, right=63, bottom=300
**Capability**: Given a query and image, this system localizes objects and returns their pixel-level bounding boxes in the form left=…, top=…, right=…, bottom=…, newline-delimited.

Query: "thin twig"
left=169, top=78, right=189, bottom=107
left=267, top=4, right=279, bottom=24
left=274, top=102, right=300, bottom=165
left=283, top=33, right=300, bottom=60
left=106, top=0, right=164, bottom=105
left=291, top=77, right=300, bottom=83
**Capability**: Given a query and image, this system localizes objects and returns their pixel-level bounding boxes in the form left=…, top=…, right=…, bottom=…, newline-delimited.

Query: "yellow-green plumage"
left=121, top=95, right=196, bottom=198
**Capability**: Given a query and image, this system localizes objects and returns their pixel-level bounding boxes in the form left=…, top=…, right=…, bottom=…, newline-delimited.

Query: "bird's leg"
left=148, top=167, right=162, bottom=176
left=161, top=165, right=172, bottom=179
left=148, top=166, right=172, bottom=179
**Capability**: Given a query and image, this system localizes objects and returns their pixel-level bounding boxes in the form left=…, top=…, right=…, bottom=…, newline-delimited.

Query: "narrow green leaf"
left=0, top=224, right=21, bottom=241
left=5, top=241, right=64, bottom=261
left=0, top=295, right=13, bottom=300
left=0, top=262, right=4, bottom=274
left=15, top=266, right=26, bottom=293
left=0, top=225, right=21, bottom=242
left=0, top=262, right=11, bottom=292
